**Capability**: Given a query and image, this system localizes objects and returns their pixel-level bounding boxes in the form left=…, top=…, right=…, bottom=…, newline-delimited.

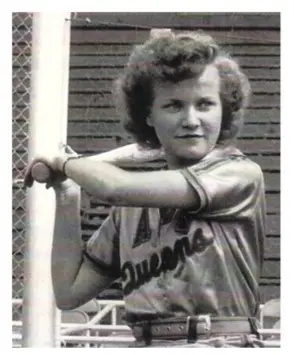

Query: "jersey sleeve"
left=83, top=207, right=121, bottom=278
left=180, top=156, right=264, bottom=218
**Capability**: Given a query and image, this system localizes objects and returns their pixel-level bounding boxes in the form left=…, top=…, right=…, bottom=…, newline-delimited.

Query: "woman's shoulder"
left=186, top=145, right=264, bottom=182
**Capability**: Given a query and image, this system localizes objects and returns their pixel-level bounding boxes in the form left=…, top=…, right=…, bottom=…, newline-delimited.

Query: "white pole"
left=22, top=12, right=71, bottom=347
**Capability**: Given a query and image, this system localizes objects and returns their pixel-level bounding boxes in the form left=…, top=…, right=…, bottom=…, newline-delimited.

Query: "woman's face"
left=148, top=64, right=222, bottom=168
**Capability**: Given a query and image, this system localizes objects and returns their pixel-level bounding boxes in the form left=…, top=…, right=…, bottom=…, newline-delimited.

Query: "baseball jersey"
left=84, top=145, right=266, bottom=323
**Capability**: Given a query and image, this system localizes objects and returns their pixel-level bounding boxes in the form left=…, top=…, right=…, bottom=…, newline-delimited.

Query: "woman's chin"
left=179, top=147, right=208, bottom=161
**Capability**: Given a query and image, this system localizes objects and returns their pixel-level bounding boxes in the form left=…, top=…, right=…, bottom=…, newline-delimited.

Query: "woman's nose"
left=182, top=105, right=201, bottom=129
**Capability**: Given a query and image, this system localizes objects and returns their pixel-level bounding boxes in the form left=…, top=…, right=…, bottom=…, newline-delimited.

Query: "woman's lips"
left=176, top=134, right=204, bottom=138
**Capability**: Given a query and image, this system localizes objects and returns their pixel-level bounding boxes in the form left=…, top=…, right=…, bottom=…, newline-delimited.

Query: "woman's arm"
left=63, top=159, right=201, bottom=209
left=51, top=181, right=115, bottom=310
left=24, top=143, right=164, bottom=188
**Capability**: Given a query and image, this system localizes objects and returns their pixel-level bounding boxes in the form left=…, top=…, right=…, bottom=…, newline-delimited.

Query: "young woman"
left=25, top=30, right=266, bottom=347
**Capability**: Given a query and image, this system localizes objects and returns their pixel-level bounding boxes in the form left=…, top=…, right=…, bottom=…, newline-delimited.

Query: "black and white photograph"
left=12, top=11, right=281, bottom=348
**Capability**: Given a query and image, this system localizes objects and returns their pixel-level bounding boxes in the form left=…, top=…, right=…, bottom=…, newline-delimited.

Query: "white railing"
left=12, top=299, right=280, bottom=348
left=12, top=299, right=134, bottom=347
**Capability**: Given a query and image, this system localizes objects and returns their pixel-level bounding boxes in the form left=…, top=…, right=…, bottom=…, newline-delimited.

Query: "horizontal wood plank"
left=72, top=12, right=280, bottom=29
left=67, top=78, right=280, bottom=94
left=12, top=155, right=280, bottom=176
left=265, top=194, right=280, bottom=214
left=12, top=12, right=280, bottom=30
left=12, top=43, right=281, bottom=57
left=259, top=284, right=280, bottom=303
left=63, top=137, right=280, bottom=155
left=12, top=140, right=281, bottom=160
left=262, top=259, right=280, bottom=278
left=244, top=108, right=280, bottom=122
left=263, top=173, right=280, bottom=192
left=240, top=155, right=280, bottom=171
left=26, top=92, right=276, bottom=108
left=12, top=66, right=281, bottom=81
left=14, top=28, right=280, bottom=46
left=265, top=215, right=280, bottom=235
left=264, top=237, right=280, bottom=258
left=13, top=78, right=280, bottom=95
left=6, top=137, right=274, bottom=157
left=13, top=54, right=280, bottom=69
left=236, top=139, right=280, bottom=154
left=64, top=107, right=280, bottom=123
left=12, top=106, right=280, bottom=124
left=67, top=55, right=281, bottom=68
left=70, top=43, right=280, bottom=56
left=63, top=121, right=279, bottom=139
left=12, top=120, right=280, bottom=140
left=70, top=67, right=280, bottom=81
left=69, top=29, right=281, bottom=45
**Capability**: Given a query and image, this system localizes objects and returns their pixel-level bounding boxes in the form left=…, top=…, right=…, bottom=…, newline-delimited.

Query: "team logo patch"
left=132, top=209, right=152, bottom=248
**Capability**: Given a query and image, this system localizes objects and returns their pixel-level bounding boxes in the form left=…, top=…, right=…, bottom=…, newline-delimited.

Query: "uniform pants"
left=128, top=335, right=265, bottom=348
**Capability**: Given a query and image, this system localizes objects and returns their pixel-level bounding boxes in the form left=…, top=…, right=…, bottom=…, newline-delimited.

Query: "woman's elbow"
left=53, top=286, right=83, bottom=310
left=54, top=294, right=80, bottom=311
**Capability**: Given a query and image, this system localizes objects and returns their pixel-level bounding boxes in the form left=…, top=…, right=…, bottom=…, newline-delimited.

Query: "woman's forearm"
left=63, top=159, right=127, bottom=203
left=51, top=187, right=84, bottom=308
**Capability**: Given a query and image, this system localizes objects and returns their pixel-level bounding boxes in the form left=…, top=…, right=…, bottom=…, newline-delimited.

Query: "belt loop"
left=187, top=315, right=211, bottom=343
left=187, top=316, right=197, bottom=343
left=142, top=321, right=152, bottom=346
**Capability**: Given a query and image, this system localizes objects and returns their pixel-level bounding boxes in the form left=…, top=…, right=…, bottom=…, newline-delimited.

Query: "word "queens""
left=121, top=228, right=214, bottom=295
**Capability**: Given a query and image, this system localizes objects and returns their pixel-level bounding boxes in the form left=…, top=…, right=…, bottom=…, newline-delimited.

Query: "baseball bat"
left=31, top=162, right=52, bottom=183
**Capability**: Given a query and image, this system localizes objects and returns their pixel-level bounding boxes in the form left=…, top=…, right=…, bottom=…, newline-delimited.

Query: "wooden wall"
left=13, top=12, right=280, bottom=304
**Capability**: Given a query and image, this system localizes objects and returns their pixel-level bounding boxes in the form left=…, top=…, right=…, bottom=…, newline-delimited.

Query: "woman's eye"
left=162, top=100, right=183, bottom=111
left=198, top=99, right=215, bottom=110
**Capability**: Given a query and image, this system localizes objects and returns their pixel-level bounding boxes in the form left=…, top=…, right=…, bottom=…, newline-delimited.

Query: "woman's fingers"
left=23, top=162, right=34, bottom=188
left=23, top=148, right=79, bottom=188
left=64, top=145, right=78, bottom=156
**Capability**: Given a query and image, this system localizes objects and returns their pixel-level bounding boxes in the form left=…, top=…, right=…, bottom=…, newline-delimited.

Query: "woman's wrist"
left=60, top=155, right=83, bottom=175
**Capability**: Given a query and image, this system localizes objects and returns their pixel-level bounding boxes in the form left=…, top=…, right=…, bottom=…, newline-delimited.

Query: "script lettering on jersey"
left=121, top=228, right=214, bottom=296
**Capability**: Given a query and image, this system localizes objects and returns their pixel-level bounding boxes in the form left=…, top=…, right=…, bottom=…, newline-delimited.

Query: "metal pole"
left=22, top=12, right=71, bottom=347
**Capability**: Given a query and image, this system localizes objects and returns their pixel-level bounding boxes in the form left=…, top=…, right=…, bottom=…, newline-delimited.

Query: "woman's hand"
left=24, top=145, right=80, bottom=190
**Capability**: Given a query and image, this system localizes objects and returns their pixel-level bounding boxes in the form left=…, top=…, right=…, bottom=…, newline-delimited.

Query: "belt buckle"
left=187, top=314, right=211, bottom=341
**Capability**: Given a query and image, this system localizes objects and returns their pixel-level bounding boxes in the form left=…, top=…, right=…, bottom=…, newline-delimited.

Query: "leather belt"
left=131, top=315, right=258, bottom=344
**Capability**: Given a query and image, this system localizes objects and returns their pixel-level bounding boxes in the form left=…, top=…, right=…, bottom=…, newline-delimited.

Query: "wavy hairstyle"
left=114, top=30, right=251, bottom=148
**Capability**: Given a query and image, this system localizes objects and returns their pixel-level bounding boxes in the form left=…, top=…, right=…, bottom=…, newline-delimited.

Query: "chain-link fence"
left=12, top=13, right=32, bottom=320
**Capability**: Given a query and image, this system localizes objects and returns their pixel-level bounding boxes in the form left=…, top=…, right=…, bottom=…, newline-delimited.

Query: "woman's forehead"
left=154, top=65, right=220, bottom=97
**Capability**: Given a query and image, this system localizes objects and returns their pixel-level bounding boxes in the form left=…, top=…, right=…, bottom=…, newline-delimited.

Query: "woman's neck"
left=165, top=144, right=237, bottom=170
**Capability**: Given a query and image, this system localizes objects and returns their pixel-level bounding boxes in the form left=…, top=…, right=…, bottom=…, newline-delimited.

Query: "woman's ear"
left=146, top=116, right=153, bottom=127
